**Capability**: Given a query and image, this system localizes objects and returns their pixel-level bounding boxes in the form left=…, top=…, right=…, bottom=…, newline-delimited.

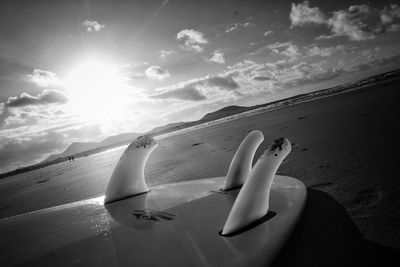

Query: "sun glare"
left=65, top=60, right=129, bottom=122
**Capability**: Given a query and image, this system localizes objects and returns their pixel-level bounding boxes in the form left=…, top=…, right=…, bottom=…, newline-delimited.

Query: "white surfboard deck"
left=0, top=175, right=306, bottom=267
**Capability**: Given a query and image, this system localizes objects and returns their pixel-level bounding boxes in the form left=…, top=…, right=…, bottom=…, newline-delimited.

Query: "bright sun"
left=65, top=60, right=128, bottom=122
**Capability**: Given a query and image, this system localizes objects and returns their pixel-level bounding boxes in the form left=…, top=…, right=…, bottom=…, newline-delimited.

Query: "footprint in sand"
left=347, top=189, right=383, bottom=219
left=191, top=142, right=203, bottom=147
left=224, top=136, right=233, bottom=141
left=361, top=113, right=372, bottom=118
left=309, top=182, right=334, bottom=190
left=318, top=164, right=331, bottom=170
left=350, top=209, right=374, bottom=219
left=350, top=189, right=383, bottom=209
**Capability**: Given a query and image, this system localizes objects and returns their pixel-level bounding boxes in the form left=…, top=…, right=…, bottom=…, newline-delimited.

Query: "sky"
left=0, top=0, right=400, bottom=172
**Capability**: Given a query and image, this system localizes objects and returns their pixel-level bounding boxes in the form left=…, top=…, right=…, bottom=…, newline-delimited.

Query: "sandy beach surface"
left=1, top=79, right=400, bottom=250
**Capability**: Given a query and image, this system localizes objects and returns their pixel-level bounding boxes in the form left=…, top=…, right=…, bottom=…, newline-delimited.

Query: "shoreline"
left=2, top=68, right=399, bottom=179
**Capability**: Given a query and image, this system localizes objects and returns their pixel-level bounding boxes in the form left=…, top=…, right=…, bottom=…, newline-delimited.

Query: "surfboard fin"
left=104, top=135, right=158, bottom=204
left=222, top=130, right=264, bottom=191
left=221, top=138, right=292, bottom=236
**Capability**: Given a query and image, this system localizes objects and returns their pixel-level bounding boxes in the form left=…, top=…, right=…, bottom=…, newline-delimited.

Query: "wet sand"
left=1, top=79, right=400, bottom=249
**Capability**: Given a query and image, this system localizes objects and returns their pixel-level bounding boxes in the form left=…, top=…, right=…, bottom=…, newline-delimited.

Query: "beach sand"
left=0, top=79, right=400, bottom=250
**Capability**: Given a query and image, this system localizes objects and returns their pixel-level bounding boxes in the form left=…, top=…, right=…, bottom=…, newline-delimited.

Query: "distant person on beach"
left=68, top=156, right=71, bottom=162
left=71, top=156, right=74, bottom=162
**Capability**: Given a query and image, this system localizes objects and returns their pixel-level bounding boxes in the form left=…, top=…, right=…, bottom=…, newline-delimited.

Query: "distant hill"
left=61, top=142, right=98, bottom=156
left=100, top=132, right=142, bottom=147
left=46, top=142, right=98, bottom=161
left=46, top=132, right=142, bottom=161
left=200, top=105, right=252, bottom=121
left=148, top=122, right=187, bottom=134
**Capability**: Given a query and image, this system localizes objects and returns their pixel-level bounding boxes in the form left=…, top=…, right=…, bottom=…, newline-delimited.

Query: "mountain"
left=200, top=105, right=252, bottom=121
left=62, top=142, right=98, bottom=155
left=100, top=132, right=142, bottom=147
left=45, top=132, right=142, bottom=161
left=46, top=142, right=98, bottom=161
left=148, top=122, right=188, bottom=134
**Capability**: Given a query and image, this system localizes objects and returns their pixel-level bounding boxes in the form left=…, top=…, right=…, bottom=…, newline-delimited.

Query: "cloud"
left=326, top=9, right=375, bottom=41
left=176, top=29, right=208, bottom=52
left=387, top=23, right=400, bottom=32
left=206, top=76, right=239, bottom=90
left=286, top=62, right=343, bottom=87
left=315, top=34, right=336, bottom=40
left=5, top=90, right=68, bottom=108
left=267, top=42, right=302, bottom=60
left=267, top=42, right=292, bottom=50
left=263, top=30, right=274, bottom=37
left=348, top=4, right=371, bottom=14
left=306, top=45, right=346, bottom=57
left=380, top=4, right=400, bottom=24
left=233, top=46, right=400, bottom=93
left=27, top=69, right=59, bottom=87
left=151, top=75, right=239, bottom=101
left=82, top=20, right=105, bottom=32
left=290, top=1, right=326, bottom=27
left=291, top=2, right=378, bottom=41
left=279, top=45, right=302, bottom=59
left=159, top=50, right=175, bottom=59
left=145, top=66, right=170, bottom=80
left=228, top=58, right=344, bottom=91
left=347, top=52, right=400, bottom=72
left=251, top=41, right=347, bottom=60
left=208, top=50, right=225, bottom=64
left=225, top=22, right=254, bottom=33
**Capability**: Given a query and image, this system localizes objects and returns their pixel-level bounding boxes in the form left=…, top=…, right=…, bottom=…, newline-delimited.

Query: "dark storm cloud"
left=152, top=86, right=207, bottom=101
left=253, top=76, right=272, bottom=81
left=151, top=75, right=240, bottom=101
left=5, top=90, right=68, bottom=107
left=206, top=76, right=239, bottom=90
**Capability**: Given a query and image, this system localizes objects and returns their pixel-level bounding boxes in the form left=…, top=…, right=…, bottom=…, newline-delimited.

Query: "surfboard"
left=0, top=175, right=306, bottom=267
